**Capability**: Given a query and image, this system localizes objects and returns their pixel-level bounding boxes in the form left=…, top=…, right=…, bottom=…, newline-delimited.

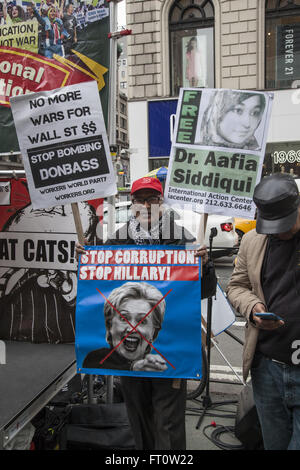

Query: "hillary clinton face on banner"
left=104, top=282, right=167, bottom=370
left=110, top=297, right=156, bottom=361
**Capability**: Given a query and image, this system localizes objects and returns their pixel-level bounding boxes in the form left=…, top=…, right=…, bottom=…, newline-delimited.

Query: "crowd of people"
left=0, top=0, right=108, bottom=58
left=0, top=0, right=78, bottom=57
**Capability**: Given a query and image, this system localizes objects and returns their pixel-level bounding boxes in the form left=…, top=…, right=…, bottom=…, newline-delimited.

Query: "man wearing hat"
left=76, top=176, right=217, bottom=450
left=227, top=173, right=300, bottom=450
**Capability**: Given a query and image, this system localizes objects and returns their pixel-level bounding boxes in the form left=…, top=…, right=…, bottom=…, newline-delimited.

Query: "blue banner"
left=148, top=100, right=178, bottom=158
left=75, top=245, right=202, bottom=379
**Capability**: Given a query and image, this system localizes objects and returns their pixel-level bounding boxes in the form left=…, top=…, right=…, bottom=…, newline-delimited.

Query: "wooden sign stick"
left=71, top=202, right=85, bottom=246
left=71, top=201, right=97, bottom=402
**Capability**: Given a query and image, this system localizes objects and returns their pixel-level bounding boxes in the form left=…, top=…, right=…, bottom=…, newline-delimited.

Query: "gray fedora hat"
left=253, top=173, right=300, bottom=234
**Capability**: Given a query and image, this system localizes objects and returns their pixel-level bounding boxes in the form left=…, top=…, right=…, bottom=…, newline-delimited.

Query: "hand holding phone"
left=252, top=310, right=284, bottom=330
left=254, top=312, right=283, bottom=321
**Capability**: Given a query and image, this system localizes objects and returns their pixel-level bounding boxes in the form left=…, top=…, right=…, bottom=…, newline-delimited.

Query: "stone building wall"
left=125, top=0, right=262, bottom=100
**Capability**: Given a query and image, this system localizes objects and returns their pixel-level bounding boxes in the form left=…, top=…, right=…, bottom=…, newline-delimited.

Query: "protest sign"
left=10, top=81, right=117, bottom=209
left=0, top=176, right=104, bottom=343
left=201, top=284, right=235, bottom=337
left=0, top=0, right=110, bottom=152
left=165, top=88, right=274, bottom=219
left=76, top=246, right=202, bottom=379
left=0, top=180, right=11, bottom=205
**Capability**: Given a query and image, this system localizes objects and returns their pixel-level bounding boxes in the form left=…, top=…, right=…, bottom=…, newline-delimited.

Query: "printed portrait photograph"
left=194, top=89, right=268, bottom=151
left=82, top=282, right=168, bottom=373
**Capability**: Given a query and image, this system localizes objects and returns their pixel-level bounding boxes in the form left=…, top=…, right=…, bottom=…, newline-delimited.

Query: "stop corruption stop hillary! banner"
left=76, top=246, right=202, bottom=379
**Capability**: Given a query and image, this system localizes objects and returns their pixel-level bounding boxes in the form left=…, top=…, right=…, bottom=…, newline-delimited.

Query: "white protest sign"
left=201, top=284, right=235, bottom=336
left=165, top=88, right=274, bottom=219
left=10, top=81, right=117, bottom=209
left=0, top=181, right=11, bottom=205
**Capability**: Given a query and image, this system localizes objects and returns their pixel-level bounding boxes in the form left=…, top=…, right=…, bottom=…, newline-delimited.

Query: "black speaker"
left=234, top=383, right=264, bottom=450
left=60, top=403, right=136, bottom=450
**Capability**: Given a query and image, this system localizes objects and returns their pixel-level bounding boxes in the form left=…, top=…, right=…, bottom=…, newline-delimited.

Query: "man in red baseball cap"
left=131, top=176, right=164, bottom=195
left=76, top=175, right=216, bottom=450
left=130, top=177, right=164, bottom=232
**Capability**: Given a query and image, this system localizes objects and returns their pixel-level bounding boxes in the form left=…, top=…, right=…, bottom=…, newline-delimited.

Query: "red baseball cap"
left=131, top=177, right=163, bottom=195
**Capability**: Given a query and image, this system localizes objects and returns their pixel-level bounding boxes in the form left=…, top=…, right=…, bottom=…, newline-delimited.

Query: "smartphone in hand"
left=255, top=312, right=283, bottom=321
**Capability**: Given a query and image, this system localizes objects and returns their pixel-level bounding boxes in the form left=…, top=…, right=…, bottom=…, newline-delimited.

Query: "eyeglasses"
left=132, top=196, right=161, bottom=205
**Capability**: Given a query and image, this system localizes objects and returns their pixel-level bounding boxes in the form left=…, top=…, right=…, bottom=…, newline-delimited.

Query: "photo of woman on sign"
left=82, top=282, right=168, bottom=372
left=197, top=90, right=266, bottom=150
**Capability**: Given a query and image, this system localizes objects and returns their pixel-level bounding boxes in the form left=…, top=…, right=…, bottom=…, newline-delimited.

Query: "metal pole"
left=105, top=0, right=120, bottom=405
left=0, top=170, right=25, bottom=177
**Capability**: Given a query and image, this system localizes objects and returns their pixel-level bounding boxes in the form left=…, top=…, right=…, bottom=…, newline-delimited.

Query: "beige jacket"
left=226, top=229, right=268, bottom=381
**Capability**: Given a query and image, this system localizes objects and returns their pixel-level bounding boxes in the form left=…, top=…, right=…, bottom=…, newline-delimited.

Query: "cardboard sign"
left=10, top=81, right=117, bottom=209
left=0, top=177, right=104, bottom=344
left=201, top=283, right=235, bottom=337
left=165, top=88, right=273, bottom=218
left=76, top=246, right=202, bottom=379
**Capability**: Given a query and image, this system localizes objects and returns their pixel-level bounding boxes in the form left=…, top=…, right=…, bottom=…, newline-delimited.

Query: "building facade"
left=126, top=0, right=300, bottom=181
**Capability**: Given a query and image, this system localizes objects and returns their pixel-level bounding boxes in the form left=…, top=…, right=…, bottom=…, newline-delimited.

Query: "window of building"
left=169, top=0, right=215, bottom=96
left=264, top=140, right=300, bottom=177
left=149, top=158, right=170, bottom=172
left=265, top=0, right=300, bottom=89
left=120, top=117, right=127, bottom=129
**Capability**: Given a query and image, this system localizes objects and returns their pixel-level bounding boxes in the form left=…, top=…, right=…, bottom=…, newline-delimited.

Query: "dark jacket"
left=83, top=348, right=131, bottom=370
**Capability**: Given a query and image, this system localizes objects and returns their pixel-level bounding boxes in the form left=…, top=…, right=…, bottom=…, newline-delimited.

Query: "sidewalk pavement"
left=186, top=381, right=244, bottom=450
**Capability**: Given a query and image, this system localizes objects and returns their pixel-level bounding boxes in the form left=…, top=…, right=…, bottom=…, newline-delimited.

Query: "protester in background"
left=3, top=0, right=25, bottom=23
left=39, top=0, right=57, bottom=17
left=26, top=3, right=46, bottom=55
left=199, top=90, right=266, bottom=150
left=32, top=2, right=70, bottom=58
left=62, top=2, right=77, bottom=55
left=83, top=282, right=168, bottom=372
left=227, top=173, right=300, bottom=450
left=76, top=176, right=217, bottom=450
